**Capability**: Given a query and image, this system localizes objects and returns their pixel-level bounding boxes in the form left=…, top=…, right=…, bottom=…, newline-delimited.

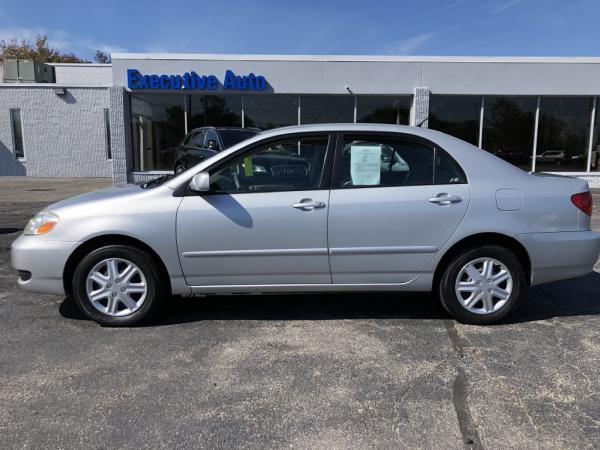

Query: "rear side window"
left=333, top=135, right=466, bottom=188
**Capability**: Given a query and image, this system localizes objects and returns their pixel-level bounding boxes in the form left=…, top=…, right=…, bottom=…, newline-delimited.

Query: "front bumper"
left=11, top=234, right=80, bottom=296
left=517, top=230, right=600, bottom=286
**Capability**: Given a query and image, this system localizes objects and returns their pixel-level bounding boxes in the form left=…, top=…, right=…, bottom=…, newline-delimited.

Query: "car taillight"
left=571, top=191, right=593, bottom=216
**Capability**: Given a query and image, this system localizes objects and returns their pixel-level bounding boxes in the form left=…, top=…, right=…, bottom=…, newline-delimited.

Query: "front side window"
left=209, top=135, right=330, bottom=193
left=189, top=131, right=205, bottom=148
left=334, top=135, right=466, bottom=188
left=10, top=108, right=25, bottom=159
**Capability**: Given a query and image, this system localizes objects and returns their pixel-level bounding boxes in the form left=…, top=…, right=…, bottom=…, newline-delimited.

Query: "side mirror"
left=207, top=139, right=218, bottom=150
left=189, top=172, right=210, bottom=192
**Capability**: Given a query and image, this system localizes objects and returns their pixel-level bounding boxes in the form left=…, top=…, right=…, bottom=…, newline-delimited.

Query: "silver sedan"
left=11, top=124, right=600, bottom=326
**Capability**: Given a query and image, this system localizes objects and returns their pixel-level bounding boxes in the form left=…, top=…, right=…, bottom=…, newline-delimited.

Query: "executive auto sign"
left=127, top=69, right=267, bottom=91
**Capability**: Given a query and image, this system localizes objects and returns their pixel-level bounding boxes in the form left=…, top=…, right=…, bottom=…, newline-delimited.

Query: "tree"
left=94, top=50, right=111, bottom=64
left=0, top=35, right=89, bottom=63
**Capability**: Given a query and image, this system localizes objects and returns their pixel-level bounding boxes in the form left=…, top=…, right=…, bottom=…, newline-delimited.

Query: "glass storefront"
left=130, top=93, right=413, bottom=171
left=356, top=96, right=411, bottom=124
left=592, top=100, right=599, bottom=172
left=535, top=97, right=593, bottom=172
left=189, top=95, right=243, bottom=129
left=482, top=96, right=537, bottom=170
left=300, top=95, right=355, bottom=124
left=129, top=91, right=599, bottom=175
left=131, top=94, right=185, bottom=171
left=244, top=95, right=299, bottom=130
left=429, top=95, right=481, bottom=146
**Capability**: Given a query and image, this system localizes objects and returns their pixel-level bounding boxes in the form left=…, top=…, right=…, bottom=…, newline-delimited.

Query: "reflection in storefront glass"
left=244, top=95, right=299, bottom=130
left=300, top=95, right=354, bottom=124
left=130, top=94, right=185, bottom=171
left=189, top=95, right=243, bottom=129
left=429, top=95, right=481, bottom=146
left=536, top=97, right=593, bottom=172
left=482, top=96, right=537, bottom=171
left=356, top=96, right=411, bottom=125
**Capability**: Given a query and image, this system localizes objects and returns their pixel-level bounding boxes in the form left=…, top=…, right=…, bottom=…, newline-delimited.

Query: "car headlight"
left=24, top=211, right=60, bottom=236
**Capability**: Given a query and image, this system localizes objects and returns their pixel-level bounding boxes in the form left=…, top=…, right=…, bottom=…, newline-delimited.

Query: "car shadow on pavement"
left=58, top=272, right=600, bottom=326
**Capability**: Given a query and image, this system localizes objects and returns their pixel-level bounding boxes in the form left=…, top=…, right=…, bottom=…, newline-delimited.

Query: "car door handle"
left=292, top=199, right=326, bottom=210
left=429, top=193, right=462, bottom=205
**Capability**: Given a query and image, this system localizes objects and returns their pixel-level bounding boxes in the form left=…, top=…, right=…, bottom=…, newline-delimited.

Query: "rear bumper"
left=517, top=230, right=600, bottom=286
left=11, top=234, right=79, bottom=296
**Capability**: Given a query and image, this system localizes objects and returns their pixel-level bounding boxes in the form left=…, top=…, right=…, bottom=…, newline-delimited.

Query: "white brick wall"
left=0, top=86, right=112, bottom=177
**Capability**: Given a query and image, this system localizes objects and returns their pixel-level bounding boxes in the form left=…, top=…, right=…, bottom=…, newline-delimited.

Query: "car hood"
left=43, top=184, right=144, bottom=214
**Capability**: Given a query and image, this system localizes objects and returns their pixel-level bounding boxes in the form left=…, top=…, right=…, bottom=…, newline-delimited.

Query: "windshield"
left=219, top=129, right=259, bottom=149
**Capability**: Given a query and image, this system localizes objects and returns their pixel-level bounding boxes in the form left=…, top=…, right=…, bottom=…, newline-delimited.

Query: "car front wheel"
left=438, top=245, right=525, bottom=325
left=72, top=245, right=165, bottom=326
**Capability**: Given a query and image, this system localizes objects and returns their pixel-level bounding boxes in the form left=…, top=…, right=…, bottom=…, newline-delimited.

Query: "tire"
left=174, top=163, right=185, bottom=174
left=438, top=245, right=525, bottom=325
left=72, top=245, right=166, bottom=326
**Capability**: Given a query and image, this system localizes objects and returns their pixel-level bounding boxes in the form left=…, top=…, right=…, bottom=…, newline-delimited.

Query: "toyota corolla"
left=11, top=124, right=600, bottom=326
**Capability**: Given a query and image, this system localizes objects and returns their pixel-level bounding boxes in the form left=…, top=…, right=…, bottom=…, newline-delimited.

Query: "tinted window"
left=429, top=95, right=481, bottom=145
left=244, top=95, right=299, bottom=130
left=334, top=135, right=466, bottom=188
left=356, top=96, right=411, bottom=125
left=189, top=131, right=205, bottom=148
left=205, top=130, right=220, bottom=150
left=300, top=96, right=354, bottom=124
left=10, top=109, right=24, bottom=159
left=210, top=136, right=329, bottom=193
left=482, top=96, right=536, bottom=171
left=131, top=94, right=185, bottom=171
left=219, top=129, right=258, bottom=148
left=535, top=97, right=593, bottom=172
left=189, top=95, right=242, bottom=128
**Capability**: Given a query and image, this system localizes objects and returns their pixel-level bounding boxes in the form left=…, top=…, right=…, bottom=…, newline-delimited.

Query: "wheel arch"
left=63, top=234, right=172, bottom=298
left=433, top=232, right=532, bottom=290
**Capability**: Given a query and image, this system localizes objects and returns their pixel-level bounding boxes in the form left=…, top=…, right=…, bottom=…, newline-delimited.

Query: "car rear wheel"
left=438, top=245, right=525, bottom=325
left=72, top=245, right=165, bottom=326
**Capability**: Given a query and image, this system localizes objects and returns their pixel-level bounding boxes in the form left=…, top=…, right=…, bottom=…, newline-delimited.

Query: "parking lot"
left=1, top=178, right=599, bottom=449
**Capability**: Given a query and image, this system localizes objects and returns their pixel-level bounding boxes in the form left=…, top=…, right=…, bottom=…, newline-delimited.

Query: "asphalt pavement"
left=0, top=179, right=599, bottom=449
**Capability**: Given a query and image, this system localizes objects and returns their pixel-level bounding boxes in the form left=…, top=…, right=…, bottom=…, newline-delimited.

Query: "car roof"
left=189, top=126, right=260, bottom=133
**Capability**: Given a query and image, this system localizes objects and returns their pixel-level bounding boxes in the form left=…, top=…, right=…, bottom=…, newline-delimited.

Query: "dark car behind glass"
left=173, top=127, right=260, bottom=173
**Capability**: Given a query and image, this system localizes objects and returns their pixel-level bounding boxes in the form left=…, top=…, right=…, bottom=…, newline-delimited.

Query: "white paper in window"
left=350, top=144, right=382, bottom=185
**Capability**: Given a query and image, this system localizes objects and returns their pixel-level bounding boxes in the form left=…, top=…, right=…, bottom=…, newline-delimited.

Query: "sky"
left=0, top=0, right=599, bottom=60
